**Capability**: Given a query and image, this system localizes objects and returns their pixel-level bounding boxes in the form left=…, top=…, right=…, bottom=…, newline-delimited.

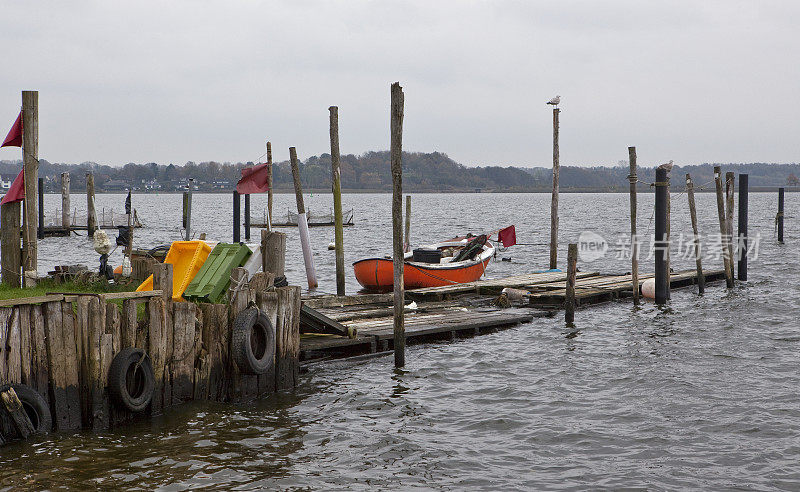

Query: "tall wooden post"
left=549, top=108, right=560, bottom=269
left=654, top=167, right=670, bottom=304
left=244, top=194, right=250, bottom=241
left=266, top=141, right=273, bottom=231
left=61, top=172, right=70, bottom=228
left=725, top=172, right=736, bottom=272
left=778, top=187, right=785, bottom=243
left=685, top=174, right=705, bottom=294
left=290, top=146, right=318, bottom=289
left=22, top=90, right=38, bottom=286
left=0, top=202, right=22, bottom=287
left=627, top=147, right=639, bottom=305
left=390, top=82, right=405, bottom=368
left=330, top=106, right=346, bottom=296
left=565, top=243, right=577, bottom=323
left=233, top=191, right=240, bottom=243
left=737, top=174, right=748, bottom=281
left=261, top=230, right=286, bottom=278
left=404, top=195, right=411, bottom=252
left=37, top=177, right=44, bottom=239
left=185, top=178, right=193, bottom=241
left=714, top=166, right=734, bottom=287
left=125, top=190, right=134, bottom=261
left=86, top=173, right=97, bottom=237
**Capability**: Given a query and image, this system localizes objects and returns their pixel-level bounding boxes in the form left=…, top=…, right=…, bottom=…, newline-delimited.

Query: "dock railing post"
left=737, top=174, right=748, bottom=281
left=628, top=146, right=639, bottom=305
left=244, top=193, right=250, bottom=241
left=686, top=174, right=705, bottom=294
left=266, top=141, right=273, bottom=231
left=233, top=191, right=240, bottom=243
left=549, top=107, right=560, bottom=270
left=61, top=172, right=70, bottom=229
left=390, top=82, right=405, bottom=368
left=778, top=187, right=784, bottom=243
left=185, top=178, right=193, bottom=241
left=290, top=146, right=318, bottom=289
left=725, top=172, right=736, bottom=273
left=330, top=106, right=346, bottom=296
left=714, top=166, right=734, bottom=287
left=22, top=90, right=38, bottom=286
left=654, top=167, right=670, bottom=304
left=86, top=172, right=97, bottom=237
left=565, top=243, right=577, bottom=322
left=37, top=177, right=44, bottom=239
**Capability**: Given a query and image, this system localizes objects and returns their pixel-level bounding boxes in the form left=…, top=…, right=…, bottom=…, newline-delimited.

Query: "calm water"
left=1, top=191, right=799, bottom=490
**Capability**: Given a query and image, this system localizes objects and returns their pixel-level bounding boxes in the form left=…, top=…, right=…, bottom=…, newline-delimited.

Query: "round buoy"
left=328, top=242, right=336, bottom=250
left=641, top=278, right=656, bottom=299
left=113, top=265, right=123, bottom=275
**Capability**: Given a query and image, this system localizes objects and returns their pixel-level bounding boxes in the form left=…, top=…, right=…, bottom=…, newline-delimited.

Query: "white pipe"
left=297, top=212, right=318, bottom=289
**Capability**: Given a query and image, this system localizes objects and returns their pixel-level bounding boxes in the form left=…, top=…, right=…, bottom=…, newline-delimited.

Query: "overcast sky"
left=1, top=1, right=798, bottom=168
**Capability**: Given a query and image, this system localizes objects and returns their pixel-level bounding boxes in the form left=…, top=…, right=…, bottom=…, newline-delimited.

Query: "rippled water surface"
left=2, top=191, right=799, bottom=490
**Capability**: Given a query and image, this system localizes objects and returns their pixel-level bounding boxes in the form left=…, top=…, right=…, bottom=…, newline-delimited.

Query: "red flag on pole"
left=1, top=111, right=22, bottom=148
left=498, top=225, right=517, bottom=247
left=1, top=169, right=25, bottom=205
left=236, top=162, right=270, bottom=194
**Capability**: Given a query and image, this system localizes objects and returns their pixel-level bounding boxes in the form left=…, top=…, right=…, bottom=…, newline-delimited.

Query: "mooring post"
left=37, top=177, right=44, bottom=239
left=266, top=141, right=273, bottom=231
left=725, top=172, right=736, bottom=272
left=778, top=187, right=785, bottom=243
left=737, top=174, right=749, bottom=281
left=404, top=195, right=411, bottom=252
left=125, top=189, right=134, bottom=262
left=628, top=147, right=639, bottom=304
left=330, top=106, right=346, bottom=296
left=22, top=90, right=38, bottom=286
left=686, top=174, right=705, bottom=294
left=714, top=166, right=734, bottom=287
left=61, top=172, right=70, bottom=228
left=244, top=193, right=251, bottom=241
left=654, top=167, right=670, bottom=304
left=0, top=201, right=22, bottom=287
left=565, top=243, right=577, bottom=322
left=86, top=172, right=97, bottom=237
left=549, top=107, right=560, bottom=270
left=233, top=191, right=240, bottom=243
left=290, top=146, right=318, bottom=289
left=185, top=178, right=193, bottom=241
left=390, top=82, right=405, bottom=368
left=261, top=229, right=286, bottom=278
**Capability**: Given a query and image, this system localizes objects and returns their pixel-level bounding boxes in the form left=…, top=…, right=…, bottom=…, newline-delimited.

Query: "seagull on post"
left=547, top=95, right=561, bottom=106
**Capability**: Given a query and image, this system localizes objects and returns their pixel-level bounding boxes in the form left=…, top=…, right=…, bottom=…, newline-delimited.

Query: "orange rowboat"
left=353, top=236, right=495, bottom=291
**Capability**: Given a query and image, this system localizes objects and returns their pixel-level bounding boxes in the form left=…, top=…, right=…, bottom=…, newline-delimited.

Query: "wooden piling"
left=330, top=106, right=346, bottom=296
left=737, top=174, right=748, bottom=281
left=565, top=243, right=577, bottom=322
left=233, top=191, right=240, bottom=243
left=778, top=187, right=785, bottom=243
left=261, top=230, right=286, bottom=278
left=37, top=177, right=44, bottom=240
left=725, top=172, right=736, bottom=273
left=1, top=201, right=22, bottom=287
left=244, top=193, right=251, bottom=241
left=627, top=147, right=639, bottom=305
left=61, top=172, right=70, bottom=228
left=185, top=178, right=193, bottom=241
left=275, top=286, right=301, bottom=391
left=266, top=141, right=273, bottom=231
left=685, top=174, right=705, bottom=294
left=290, top=146, right=318, bottom=289
left=22, top=91, right=38, bottom=286
left=714, top=166, right=734, bottom=287
left=654, top=167, right=670, bottom=304
left=86, top=173, right=97, bottom=237
left=390, top=82, right=405, bottom=367
left=405, top=195, right=411, bottom=252
left=549, top=108, right=560, bottom=270
left=1, top=388, right=34, bottom=438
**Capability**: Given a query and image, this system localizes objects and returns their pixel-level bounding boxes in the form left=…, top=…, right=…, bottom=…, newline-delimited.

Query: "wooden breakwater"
left=0, top=265, right=299, bottom=437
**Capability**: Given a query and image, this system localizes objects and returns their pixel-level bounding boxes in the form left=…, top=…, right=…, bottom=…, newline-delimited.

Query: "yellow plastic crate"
left=136, top=241, right=212, bottom=301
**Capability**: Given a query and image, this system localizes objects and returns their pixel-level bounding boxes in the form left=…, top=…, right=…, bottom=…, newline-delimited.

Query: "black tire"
left=232, top=307, right=276, bottom=375
left=0, top=383, right=52, bottom=435
left=108, top=347, right=155, bottom=413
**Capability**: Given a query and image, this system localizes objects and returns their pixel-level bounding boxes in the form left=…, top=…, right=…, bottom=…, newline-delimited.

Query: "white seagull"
left=547, top=95, right=561, bottom=106
left=658, top=160, right=674, bottom=172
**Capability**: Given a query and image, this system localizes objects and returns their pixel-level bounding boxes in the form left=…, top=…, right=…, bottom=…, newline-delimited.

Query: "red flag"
left=1, top=111, right=22, bottom=148
left=1, top=169, right=25, bottom=205
left=236, top=162, right=270, bottom=194
left=498, top=225, right=516, bottom=247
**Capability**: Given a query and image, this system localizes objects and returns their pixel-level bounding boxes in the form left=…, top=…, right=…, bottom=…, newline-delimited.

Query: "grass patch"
left=0, top=278, right=137, bottom=301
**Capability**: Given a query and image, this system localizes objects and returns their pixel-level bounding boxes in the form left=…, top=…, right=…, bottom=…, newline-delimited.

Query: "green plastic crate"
left=183, top=243, right=252, bottom=303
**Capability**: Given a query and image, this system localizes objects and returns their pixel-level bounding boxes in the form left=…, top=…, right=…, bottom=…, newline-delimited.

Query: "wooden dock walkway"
left=300, top=268, right=725, bottom=363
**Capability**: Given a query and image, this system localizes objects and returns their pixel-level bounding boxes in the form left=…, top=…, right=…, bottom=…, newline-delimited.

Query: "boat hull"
left=353, top=256, right=492, bottom=291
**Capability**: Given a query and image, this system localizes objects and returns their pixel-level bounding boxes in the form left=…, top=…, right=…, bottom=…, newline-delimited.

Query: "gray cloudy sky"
left=1, top=0, right=798, bottom=168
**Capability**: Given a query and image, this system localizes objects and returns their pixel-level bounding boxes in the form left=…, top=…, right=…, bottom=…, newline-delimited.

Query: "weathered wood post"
left=22, top=90, right=38, bottom=286
left=289, top=146, right=318, bottom=289
left=37, top=177, right=44, bottom=239
left=565, top=243, right=577, bottom=323
left=549, top=107, right=560, bottom=270
left=0, top=201, right=22, bottom=287
left=261, top=229, right=286, bottom=278
left=86, top=173, right=97, bottom=237
left=390, top=82, right=405, bottom=367
left=404, top=195, right=411, bottom=252
left=125, top=190, right=134, bottom=265
left=329, top=106, right=346, bottom=296
left=185, top=178, right=193, bottom=241
left=233, top=191, right=240, bottom=243
left=714, top=166, right=734, bottom=287
left=628, top=147, right=639, bottom=304
left=725, top=172, right=736, bottom=272
left=654, top=167, right=670, bottom=304
left=686, top=174, right=705, bottom=294
left=61, top=172, right=70, bottom=228
left=244, top=193, right=251, bottom=241
left=737, top=174, right=749, bottom=281
left=778, top=187, right=785, bottom=243
left=266, top=141, right=273, bottom=231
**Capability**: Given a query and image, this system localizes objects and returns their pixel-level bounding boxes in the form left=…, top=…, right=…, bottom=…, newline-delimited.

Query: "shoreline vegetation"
left=3, top=151, right=799, bottom=194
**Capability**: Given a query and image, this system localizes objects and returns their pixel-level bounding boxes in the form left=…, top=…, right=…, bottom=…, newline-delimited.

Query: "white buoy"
left=328, top=241, right=335, bottom=250
left=641, top=278, right=656, bottom=299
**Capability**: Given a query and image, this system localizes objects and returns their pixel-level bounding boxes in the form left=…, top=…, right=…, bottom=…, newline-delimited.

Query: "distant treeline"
left=1, top=152, right=799, bottom=193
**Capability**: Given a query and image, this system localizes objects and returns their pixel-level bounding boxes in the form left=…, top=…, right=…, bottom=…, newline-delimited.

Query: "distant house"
left=103, top=179, right=129, bottom=192
left=0, top=174, right=15, bottom=191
